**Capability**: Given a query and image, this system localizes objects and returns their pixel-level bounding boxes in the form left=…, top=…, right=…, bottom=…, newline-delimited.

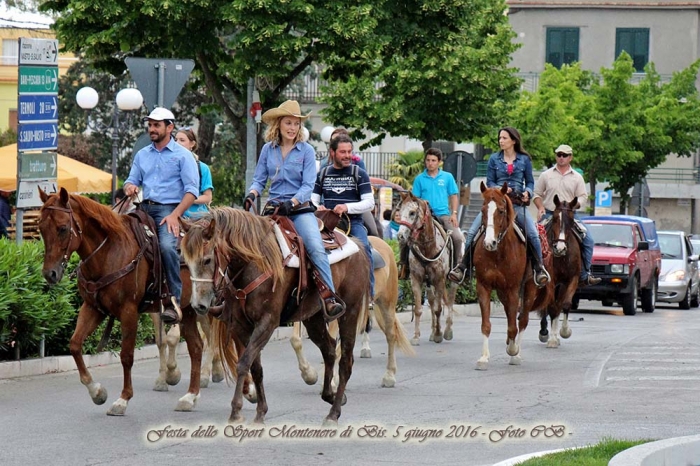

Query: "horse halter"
left=44, top=202, right=84, bottom=270
left=396, top=201, right=431, bottom=242
left=486, top=197, right=511, bottom=246
left=188, top=243, right=230, bottom=303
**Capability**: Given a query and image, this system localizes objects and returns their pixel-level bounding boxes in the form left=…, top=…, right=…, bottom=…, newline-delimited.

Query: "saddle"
left=315, top=210, right=349, bottom=250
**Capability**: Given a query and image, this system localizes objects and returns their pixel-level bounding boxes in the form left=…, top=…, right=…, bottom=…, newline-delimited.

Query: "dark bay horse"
left=395, top=192, right=457, bottom=345
left=180, top=207, right=371, bottom=425
left=38, top=188, right=204, bottom=415
left=473, top=182, right=554, bottom=369
left=539, top=195, right=580, bottom=348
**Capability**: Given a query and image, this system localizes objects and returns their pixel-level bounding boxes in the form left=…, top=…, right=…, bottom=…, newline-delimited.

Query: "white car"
left=656, top=231, right=699, bottom=309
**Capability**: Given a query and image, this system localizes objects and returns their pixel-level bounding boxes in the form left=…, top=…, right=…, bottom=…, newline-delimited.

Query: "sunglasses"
left=556, top=152, right=571, bottom=158
left=177, top=126, right=192, bottom=131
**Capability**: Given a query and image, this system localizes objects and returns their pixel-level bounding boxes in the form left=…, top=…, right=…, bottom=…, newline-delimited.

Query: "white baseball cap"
left=143, top=107, right=175, bottom=122
left=555, top=144, right=573, bottom=155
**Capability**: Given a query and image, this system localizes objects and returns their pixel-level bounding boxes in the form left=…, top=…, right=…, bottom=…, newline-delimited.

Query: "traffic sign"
left=595, top=190, right=613, bottom=208
left=19, top=152, right=57, bottom=179
left=18, top=66, right=59, bottom=94
left=18, top=94, right=58, bottom=123
left=17, top=122, right=58, bottom=152
left=125, top=57, right=195, bottom=109
left=17, top=179, right=57, bottom=208
left=18, top=38, right=59, bottom=66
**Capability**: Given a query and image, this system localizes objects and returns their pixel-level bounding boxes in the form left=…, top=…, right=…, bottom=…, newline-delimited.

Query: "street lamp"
left=76, top=86, right=144, bottom=204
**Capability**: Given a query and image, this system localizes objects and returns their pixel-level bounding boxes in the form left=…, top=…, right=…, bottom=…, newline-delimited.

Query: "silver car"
left=656, top=231, right=699, bottom=309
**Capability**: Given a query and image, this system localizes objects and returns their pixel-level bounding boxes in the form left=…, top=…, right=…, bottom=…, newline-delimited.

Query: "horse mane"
left=187, top=207, right=285, bottom=284
left=42, top=193, right=131, bottom=242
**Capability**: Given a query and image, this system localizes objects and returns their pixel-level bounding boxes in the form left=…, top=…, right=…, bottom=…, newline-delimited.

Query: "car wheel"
left=621, top=276, right=638, bottom=316
left=679, top=284, right=691, bottom=310
left=641, top=278, right=656, bottom=313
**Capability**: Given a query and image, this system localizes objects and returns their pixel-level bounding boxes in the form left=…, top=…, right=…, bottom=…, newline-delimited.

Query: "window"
left=615, top=28, right=649, bottom=72
left=2, top=39, right=18, bottom=66
left=546, top=28, right=579, bottom=68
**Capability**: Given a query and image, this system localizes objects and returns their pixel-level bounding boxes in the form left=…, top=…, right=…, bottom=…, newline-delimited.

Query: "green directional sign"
left=18, top=66, right=59, bottom=93
left=20, top=151, right=57, bottom=179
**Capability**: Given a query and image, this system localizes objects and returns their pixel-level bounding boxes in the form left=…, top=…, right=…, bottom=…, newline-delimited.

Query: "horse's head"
left=395, top=192, right=431, bottom=244
left=479, top=181, right=513, bottom=252
left=38, top=187, right=82, bottom=284
left=551, top=195, right=580, bottom=257
left=180, top=215, right=225, bottom=316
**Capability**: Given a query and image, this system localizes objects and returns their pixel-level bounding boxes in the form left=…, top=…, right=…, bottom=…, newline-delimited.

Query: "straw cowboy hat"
left=261, top=100, right=311, bottom=125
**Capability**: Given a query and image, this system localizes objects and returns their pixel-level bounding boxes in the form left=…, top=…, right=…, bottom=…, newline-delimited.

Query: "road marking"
left=607, top=376, right=700, bottom=381
left=584, top=351, right=612, bottom=388
left=613, top=358, right=700, bottom=363
left=607, top=366, right=700, bottom=371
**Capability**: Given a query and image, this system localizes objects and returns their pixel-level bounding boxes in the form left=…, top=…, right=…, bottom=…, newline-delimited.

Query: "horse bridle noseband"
left=44, top=202, right=86, bottom=270
left=397, top=200, right=452, bottom=263
left=488, top=197, right=512, bottom=246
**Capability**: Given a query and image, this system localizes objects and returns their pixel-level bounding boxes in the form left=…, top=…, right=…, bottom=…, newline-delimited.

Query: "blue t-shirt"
left=184, top=161, right=214, bottom=218
left=411, top=169, right=459, bottom=216
left=313, top=165, right=373, bottom=218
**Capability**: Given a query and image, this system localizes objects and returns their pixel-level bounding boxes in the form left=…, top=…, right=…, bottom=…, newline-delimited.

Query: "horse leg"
left=151, top=314, right=170, bottom=392
left=375, top=300, right=397, bottom=388
left=250, top=355, right=268, bottom=424
left=443, top=284, right=456, bottom=341
left=175, top=309, right=203, bottom=412
left=164, top=324, right=182, bottom=386
left=304, top=313, right=343, bottom=409
left=503, top=291, right=522, bottom=361
left=560, top=282, right=577, bottom=340
left=360, top=327, right=372, bottom=359
left=198, top=316, right=213, bottom=388
left=538, top=313, right=549, bottom=343
left=476, top=284, right=492, bottom=370
left=547, top=310, right=561, bottom=348
left=510, top=307, right=530, bottom=365
left=71, top=305, right=108, bottom=406
left=427, top=285, right=443, bottom=343
left=324, top=311, right=359, bottom=426
left=290, top=321, right=319, bottom=385
left=410, top=277, right=423, bottom=345
left=107, top=308, right=139, bottom=416
left=560, top=307, right=572, bottom=339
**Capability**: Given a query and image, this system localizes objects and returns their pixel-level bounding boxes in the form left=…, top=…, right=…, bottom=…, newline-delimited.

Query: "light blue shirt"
left=411, top=168, right=459, bottom=216
left=125, top=138, right=199, bottom=204
left=250, top=141, right=316, bottom=203
left=184, top=161, right=214, bottom=218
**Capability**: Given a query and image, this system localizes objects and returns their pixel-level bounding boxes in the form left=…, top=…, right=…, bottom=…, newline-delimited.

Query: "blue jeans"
left=466, top=209, right=544, bottom=260
left=542, top=211, right=595, bottom=278
left=141, top=203, right=182, bottom=301
left=292, top=212, right=336, bottom=293
left=350, top=217, right=374, bottom=298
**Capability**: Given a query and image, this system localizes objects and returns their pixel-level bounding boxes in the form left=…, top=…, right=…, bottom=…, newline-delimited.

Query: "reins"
left=398, top=200, right=452, bottom=263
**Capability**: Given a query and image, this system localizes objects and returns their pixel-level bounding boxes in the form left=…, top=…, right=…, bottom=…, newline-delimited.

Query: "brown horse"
left=38, top=188, right=204, bottom=415
left=180, top=207, right=370, bottom=425
left=395, top=192, right=457, bottom=346
left=539, top=195, right=580, bottom=348
left=473, top=182, right=554, bottom=369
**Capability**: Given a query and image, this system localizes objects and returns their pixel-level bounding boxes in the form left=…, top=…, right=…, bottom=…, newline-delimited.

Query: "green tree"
left=320, top=0, right=521, bottom=150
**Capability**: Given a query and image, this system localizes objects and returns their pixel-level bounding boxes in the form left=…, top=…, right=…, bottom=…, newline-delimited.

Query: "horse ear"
left=38, top=186, right=49, bottom=203
left=178, top=216, right=191, bottom=233
left=59, top=187, right=69, bottom=205
left=400, top=192, right=409, bottom=202
left=501, top=182, right=508, bottom=194
left=572, top=199, right=580, bottom=210
left=480, top=181, right=487, bottom=193
left=554, top=194, right=560, bottom=207
left=204, top=217, right=216, bottom=240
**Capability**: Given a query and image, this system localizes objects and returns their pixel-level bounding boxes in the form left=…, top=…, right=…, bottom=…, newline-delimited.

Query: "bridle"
left=396, top=199, right=452, bottom=263
left=485, top=195, right=512, bottom=247
left=550, top=205, right=576, bottom=256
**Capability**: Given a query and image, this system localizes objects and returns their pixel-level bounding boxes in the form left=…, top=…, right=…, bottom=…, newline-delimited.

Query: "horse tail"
left=211, top=317, right=239, bottom=383
left=356, top=293, right=370, bottom=337
left=377, top=307, right=415, bottom=356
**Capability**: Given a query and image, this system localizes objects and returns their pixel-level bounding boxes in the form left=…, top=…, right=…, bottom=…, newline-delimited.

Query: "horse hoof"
left=410, top=338, right=420, bottom=346
left=475, top=360, right=489, bottom=371
left=212, top=372, right=225, bottom=383
left=200, top=377, right=210, bottom=389
left=509, top=355, right=522, bottom=366
left=444, top=329, right=453, bottom=341
left=175, top=393, right=199, bottom=412
left=381, top=375, right=396, bottom=388
left=340, top=393, right=347, bottom=406
left=106, top=398, right=128, bottom=416
left=546, top=339, right=560, bottom=348
left=302, top=368, right=318, bottom=385
left=322, top=417, right=338, bottom=427
left=433, top=335, right=443, bottom=344
left=429, top=334, right=435, bottom=342
left=560, top=329, right=572, bottom=339
left=538, top=331, right=549, bottom=343
left=228, top=414, right=245, bottom=424
left=360, top=348, right=372, bottom=358
left=92, top=385, right=108, bottom=405
left=153, top=379, right=169, bottom=392
left=506, top=345, right=520, bottom=357
left=166, top=369, right=182, bottom=386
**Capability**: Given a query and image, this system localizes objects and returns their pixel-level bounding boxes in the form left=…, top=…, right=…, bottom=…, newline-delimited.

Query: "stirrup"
left=534, top=267, right=551, bottom=287
left=323, top=297, right=346, bottom=323
left=161, top=296, right=182, bottom=324
left=448, top=266, right=467, bottom=284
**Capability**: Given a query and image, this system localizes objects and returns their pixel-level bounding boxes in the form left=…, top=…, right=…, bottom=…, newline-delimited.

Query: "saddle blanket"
left=273, top=223, right=359, bottom=269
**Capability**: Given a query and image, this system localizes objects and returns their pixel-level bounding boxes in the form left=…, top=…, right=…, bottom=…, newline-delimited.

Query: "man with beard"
left=123, top=107, right=199, bottom=324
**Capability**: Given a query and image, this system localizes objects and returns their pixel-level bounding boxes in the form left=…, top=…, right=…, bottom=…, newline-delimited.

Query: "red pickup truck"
left=573, top=215, right=661, bottom=315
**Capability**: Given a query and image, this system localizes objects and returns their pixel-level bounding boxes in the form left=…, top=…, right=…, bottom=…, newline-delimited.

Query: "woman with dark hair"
left=448, top=127, right=550, bottom=286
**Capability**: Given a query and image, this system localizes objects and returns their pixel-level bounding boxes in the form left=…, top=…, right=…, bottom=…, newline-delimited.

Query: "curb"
left=609, top=434, right=700, bottom=466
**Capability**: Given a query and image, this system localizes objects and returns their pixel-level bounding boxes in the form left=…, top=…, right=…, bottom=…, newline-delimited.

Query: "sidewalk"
left=0, top=302, right=495, bottom=380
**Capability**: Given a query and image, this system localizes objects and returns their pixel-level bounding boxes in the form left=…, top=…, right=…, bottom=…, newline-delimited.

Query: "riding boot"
left=161, top=296, right=182, bottom=324
left=397, top=243, right=410, bottom=280
left=448, top=240, right=474, bottom=284
left=527, top=242, right=550, bottom=287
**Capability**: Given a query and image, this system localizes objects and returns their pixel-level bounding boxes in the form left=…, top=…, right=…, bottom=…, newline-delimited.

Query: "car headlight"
left=610, top=264, right=628, bottom=274
left=664, top=270, right=686, bottom=282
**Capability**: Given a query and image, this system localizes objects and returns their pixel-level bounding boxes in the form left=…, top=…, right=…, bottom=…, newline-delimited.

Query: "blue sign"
left=595, top=190, right=613, bottom=208
left=18, top=94, right=58, bottom=123
left=17, top=122, right=58, bottom=152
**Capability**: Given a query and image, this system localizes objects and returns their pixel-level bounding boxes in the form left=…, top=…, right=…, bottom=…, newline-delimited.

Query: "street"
left=2, top=301, right=700, bottom=466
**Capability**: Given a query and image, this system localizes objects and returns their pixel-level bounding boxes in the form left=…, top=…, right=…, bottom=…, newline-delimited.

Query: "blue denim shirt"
left=250, top=141, right=317, bottom=203
left=486, top=151, right=535, bottom=197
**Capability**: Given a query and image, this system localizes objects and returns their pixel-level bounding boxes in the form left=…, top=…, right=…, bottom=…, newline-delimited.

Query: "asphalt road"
left=2, top=301, right=700, bottom=466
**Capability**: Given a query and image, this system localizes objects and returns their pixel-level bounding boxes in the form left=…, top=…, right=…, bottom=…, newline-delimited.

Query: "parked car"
left=574, top=215, right=661, bottom=315
left=690, top=236, right=700, bottom=258
left=656, top=231, right=699, bottom=309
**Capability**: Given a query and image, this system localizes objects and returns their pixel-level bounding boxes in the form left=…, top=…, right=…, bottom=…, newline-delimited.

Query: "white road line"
left=584, top=351, right=612, bottom=388
left=618, top=351, right=700, bottom=355
left=606, top=366, right=700, bottom=371
left=613, top=358, right=700, bottom=363
left=606, top=375, right=700, bottom=381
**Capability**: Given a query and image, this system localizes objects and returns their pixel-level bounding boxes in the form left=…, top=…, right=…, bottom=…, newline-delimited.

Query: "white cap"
left=143, top=107, right=175, bottom=122
left=555, top=144, right=573, bottom=155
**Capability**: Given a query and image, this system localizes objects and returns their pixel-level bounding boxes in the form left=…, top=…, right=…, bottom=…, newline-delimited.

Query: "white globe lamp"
left=320, top=126, right=335, bottom=144
left=76, top=87, right=99, bottom=110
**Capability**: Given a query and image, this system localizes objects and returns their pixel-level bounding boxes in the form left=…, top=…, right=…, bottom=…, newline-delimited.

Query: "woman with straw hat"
left=245, top=100, right=345, bottom=320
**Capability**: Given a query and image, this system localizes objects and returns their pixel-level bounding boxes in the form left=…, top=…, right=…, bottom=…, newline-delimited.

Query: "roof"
left=582, top=214, right=660, bottom=250
left=507, top=0, right=700, bottom=9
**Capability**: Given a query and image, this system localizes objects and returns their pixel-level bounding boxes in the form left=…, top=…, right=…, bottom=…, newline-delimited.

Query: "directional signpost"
left=16, top=37, right=59, bottom=216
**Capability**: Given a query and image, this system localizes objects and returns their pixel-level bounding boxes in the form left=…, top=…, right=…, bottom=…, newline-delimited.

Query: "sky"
left=0, top=3, right=53, bottom=29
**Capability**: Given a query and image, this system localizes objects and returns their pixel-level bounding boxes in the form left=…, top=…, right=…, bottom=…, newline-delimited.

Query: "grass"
left=515, top=437, right=653, bottom=465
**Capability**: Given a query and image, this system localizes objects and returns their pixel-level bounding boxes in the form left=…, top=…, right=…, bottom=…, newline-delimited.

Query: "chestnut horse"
left=539, top=195, right=580, bottom=348
left=38, top=188, right=203, bottom=415
left=473, top=182, right=554, bottom=369
left=395, top=192, right=457, bottom=346
left=180, top=207, right=370, bottom=425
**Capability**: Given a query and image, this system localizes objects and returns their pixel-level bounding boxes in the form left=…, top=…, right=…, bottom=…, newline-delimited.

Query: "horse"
left=180, top=207, right=371, bottom=425
left=395, top=192, right=457, bottom=346
left=473, top=182, right=554, bottom=369
left=539, top=195, right=580, bottom=348
left=289, top=236, right=414, bottom=389
left=38, top=188, right=204, bottom=415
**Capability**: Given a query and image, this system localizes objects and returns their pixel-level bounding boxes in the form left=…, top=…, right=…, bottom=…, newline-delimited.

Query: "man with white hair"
left=533, top=144, right=601, bottom=286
